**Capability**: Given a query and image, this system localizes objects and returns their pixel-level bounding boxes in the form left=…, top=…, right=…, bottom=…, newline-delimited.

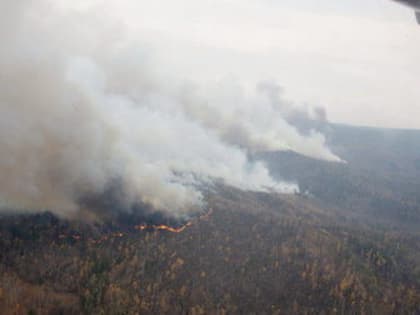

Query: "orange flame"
left=58, top=209, right=213, bottom=244
left=134, top=208, right=213, bottom=233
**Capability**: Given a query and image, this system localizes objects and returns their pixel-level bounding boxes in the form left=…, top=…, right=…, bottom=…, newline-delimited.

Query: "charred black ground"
left=78, top=183, right=194, bottom=230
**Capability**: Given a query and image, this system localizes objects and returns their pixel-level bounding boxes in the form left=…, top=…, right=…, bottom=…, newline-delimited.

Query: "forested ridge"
left=1, top=124, right=420, bottom=315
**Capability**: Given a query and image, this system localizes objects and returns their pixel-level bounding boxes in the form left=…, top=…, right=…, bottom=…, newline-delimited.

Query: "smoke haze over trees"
left=0, top=0, right=340, bottom=218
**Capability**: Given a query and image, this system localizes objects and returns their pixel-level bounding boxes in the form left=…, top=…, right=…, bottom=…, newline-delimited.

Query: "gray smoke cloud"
left=0, top=0, right=340, bottom=218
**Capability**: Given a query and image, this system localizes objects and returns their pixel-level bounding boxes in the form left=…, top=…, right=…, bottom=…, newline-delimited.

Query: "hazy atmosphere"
left=1, top=0, right=344, bottom=217
left=2, top=0, right=419, bottom=218
left=61, top=0, right=420, bottom=129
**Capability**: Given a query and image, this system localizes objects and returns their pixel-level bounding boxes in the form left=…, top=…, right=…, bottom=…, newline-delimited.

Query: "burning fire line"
left=57, top=208, right=213, bottom=243
left=134, top=208, right=213, bottom=233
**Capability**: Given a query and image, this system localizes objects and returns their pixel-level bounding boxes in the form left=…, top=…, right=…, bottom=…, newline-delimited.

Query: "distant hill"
left=260, top=123, right=420, bottom=231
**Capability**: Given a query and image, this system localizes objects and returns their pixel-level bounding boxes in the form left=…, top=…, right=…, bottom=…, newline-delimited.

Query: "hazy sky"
left=60, top=0, right=420, bottom=129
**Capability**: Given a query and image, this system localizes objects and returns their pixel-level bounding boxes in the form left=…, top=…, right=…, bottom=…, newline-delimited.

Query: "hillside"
left=261, top=124, right=420, bottom=231
left=1, top=124, right=420, bottom=315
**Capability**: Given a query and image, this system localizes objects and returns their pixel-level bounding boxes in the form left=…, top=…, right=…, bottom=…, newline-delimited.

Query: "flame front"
left=58, top=209, right=213, bottom=244
left=135, top=208, right=213, bottom=233
left=134, top=218, right=194, bottom=233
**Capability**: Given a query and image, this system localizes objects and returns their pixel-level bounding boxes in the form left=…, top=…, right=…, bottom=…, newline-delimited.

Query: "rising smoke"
left=0, top=0, right=340, bottom=218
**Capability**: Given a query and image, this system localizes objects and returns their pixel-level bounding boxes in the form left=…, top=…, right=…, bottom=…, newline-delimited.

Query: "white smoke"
left=0, top=0, right=340, bottom=218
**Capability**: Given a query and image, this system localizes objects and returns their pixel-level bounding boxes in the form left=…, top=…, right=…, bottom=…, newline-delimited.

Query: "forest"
left=1, top=124, right=420, bottom=315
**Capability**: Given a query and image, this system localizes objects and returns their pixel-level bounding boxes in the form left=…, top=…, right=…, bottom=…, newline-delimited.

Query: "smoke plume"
left=0, top=1, right=340, bottom=218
